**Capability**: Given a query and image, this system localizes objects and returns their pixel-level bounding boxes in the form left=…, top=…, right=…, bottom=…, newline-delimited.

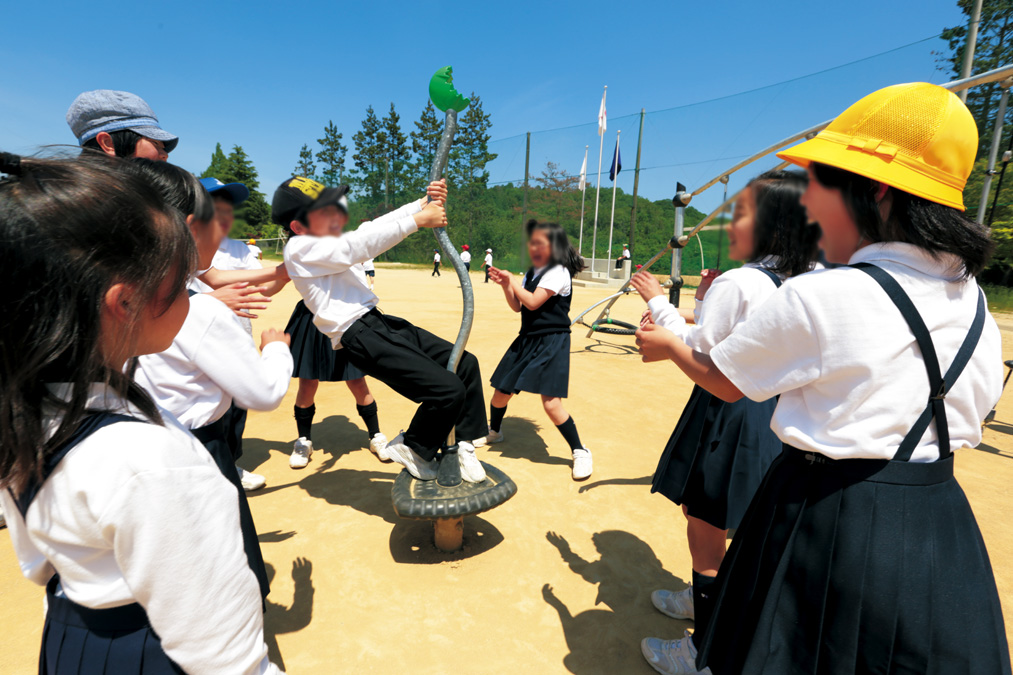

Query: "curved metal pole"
left=428, top=109, right=473, bottom=379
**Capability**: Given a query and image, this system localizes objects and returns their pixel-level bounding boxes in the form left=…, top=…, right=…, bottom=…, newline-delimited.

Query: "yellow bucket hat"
left=777, top=82, right=978, bottom=210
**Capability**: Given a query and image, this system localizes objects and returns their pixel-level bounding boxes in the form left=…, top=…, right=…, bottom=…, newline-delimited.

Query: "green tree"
left=351, top=105, right=386, bottom=208
left=316, top=120, right=348, bottom=186
left=410, top=101, right=443, bottom=191
left=226, top=145, right=272, bottom=234
left=200, top=142, right=232, bottom=182
left=381, top=103, right=411, bottom=205
left=448, top=93, right=497, bottom=248
left=294, top=144, right=316, bottom=178
left=533, top=161, right=580, bottom=225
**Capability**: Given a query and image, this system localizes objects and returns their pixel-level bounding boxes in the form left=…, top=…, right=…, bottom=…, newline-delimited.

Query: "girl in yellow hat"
left=636, top=82, right=1010, bottom=675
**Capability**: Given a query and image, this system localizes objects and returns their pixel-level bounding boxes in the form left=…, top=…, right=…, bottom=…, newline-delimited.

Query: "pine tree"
left=533, top=161, right=580, bottom=225
left=351, top=106, right=386, bottom=207
left=200, top=142, right=233, bottom=182
left=382, top=102, right=411, bottom=205
left=447, top=93, right=497, bottom=247
left=294, top=144, right=316, bottom=178
left=226, top=145, right=271, bottom=232
left=410, top=101, right=443, bottom=191
left=316, top=120, right=348, bottom=186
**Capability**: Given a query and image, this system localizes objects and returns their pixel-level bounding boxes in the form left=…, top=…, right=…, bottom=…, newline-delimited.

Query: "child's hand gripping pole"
left=427, top=66, right=472, bottom=456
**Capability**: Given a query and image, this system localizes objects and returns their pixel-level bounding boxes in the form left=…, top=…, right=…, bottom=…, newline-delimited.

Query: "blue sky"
left=1, top=1, right=969, bottom=215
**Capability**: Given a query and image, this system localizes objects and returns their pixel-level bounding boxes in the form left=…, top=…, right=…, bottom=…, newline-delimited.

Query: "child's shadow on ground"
left=298, top=467, right=399, bottom=523
left=241, top=414, right=368, bottom=474
left=263, top=557, right=314, bottom=671
left=484, top=417, right=570, bottom=466
left=542, top=530, right=689, bottom=674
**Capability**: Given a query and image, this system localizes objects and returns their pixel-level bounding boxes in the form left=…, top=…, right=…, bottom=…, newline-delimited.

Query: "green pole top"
left=429, top=66, right=471, bottom=113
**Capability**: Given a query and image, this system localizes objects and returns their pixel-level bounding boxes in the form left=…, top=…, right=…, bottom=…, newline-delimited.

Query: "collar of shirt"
left=849, top=242, right=965, bottom=282
left=42, top=383, right=147, bottom=441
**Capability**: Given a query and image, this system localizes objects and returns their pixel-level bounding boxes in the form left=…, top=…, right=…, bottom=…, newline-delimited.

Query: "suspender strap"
left=9, top=412, right=143, bottom=519
left=853, top=263, right=986, bottom=461
left=756, top=267, right=783, bottom=289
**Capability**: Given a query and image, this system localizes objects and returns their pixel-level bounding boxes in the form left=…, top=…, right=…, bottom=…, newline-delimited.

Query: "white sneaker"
left=237, top=466, right=266, bottom=491
left=652, top=587, right=695, bottom=620
left=290, top=437, right=313, bottom=469
left=0, top=505, right=5, bottom=530
left=458, top=441, right=486, bottom=483
left=484, top=429, right=505, bottom=445
left=572, top=446, right=593, bottom=481
left=641, top=631, right=711, bottom=675
left=384, top=432, right=438, bottom=480
left=369, top=432, right=391, bottom=462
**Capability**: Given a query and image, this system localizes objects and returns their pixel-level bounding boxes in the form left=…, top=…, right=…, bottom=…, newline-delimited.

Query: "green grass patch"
left=983, top=284, right=1013, bottom=314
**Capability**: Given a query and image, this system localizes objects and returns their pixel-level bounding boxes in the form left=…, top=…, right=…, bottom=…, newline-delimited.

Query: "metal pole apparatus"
left=977, top=79, right=1013, bottom=224
left=670, top=182, right=687, bottom=307
left=959, top=0, right=984, bottom=103
left=629, top=108, right=646, bottom=259
left=579, top=145, right=588, bottom=255
left=592, top=86, right=607, bottom=277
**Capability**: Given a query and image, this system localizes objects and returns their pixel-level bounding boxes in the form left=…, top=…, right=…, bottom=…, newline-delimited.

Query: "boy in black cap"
left=273, top=177, right=490, bottom=483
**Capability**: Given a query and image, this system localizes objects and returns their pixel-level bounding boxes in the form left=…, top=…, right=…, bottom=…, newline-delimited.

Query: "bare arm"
left=635, top=323, right=744, bottom=402
left=509, top=275, right=554, bottom=311
left=200, top=264, right=287, bottom=289
left=678, top=307, right=696, bottom=323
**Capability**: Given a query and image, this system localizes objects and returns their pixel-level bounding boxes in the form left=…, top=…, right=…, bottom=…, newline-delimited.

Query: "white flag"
left=579, top=151, right=587, bottom=190
left=598, top=89, right=607, bottom=136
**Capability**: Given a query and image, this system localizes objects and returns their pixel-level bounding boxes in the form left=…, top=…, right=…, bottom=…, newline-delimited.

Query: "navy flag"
left=609, top=135, right=622, bottom=182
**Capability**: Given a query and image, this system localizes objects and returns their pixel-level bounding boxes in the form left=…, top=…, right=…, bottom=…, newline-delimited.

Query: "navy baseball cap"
left=272, top=177, right=349, bottom=231
left=67, top=90, right=178, bottom=152
left=200, top=177, right=250, bottom=205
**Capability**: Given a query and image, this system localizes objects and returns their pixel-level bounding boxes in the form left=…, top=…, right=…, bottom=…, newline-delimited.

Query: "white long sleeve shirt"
left=284, top=200, right=422, bottom=348
left=648, top=260, right=785, bottom=355
left=0, top=385, right=282, bottom=675
left=711, top=243, right=1002, bottom=462
left=135, top=293, right=293, bottom=429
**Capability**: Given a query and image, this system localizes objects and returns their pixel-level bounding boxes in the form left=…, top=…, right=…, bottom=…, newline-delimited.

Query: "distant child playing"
left=487, top=220, right=592, bottom=481
left=274, top=176, right=490, bottom=483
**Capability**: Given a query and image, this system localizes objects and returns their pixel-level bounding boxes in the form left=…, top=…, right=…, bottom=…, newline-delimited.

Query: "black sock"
left=294, top=404, right=315, bottom=440
left=490, top=404, right=507, bottom=433
left=555, top=416, right=583, bottom=451
left=692, top=570, right=720, bottom=646
left=356, top=402, right=381, bottom=438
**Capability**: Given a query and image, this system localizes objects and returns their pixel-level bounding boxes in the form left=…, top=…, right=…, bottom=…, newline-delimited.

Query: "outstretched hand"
left=630, top=270, right=664, bottom=303
left=211, top=282, right=272, bottom=319
left=635, top=323, right=677, bottom=363
left=487, top=266, right=512, bottom=287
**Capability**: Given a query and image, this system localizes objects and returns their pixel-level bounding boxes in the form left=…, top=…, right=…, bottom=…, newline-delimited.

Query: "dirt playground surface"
left=3, top=265, right=1013, bottom=673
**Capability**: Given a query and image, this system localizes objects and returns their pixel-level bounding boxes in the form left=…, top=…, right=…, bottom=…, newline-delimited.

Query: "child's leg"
left=346, top=377, right=381, bottom=439
left=683, top=505, right=726, bottom=644
left=294, top=378, right=319, bottom=440
left=490, top=390, right=513, bottom=433
left=542, top=396, right=583, bottom=448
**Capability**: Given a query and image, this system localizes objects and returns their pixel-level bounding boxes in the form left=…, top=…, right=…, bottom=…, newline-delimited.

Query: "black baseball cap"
left=272, top=176, right=350, bottom=231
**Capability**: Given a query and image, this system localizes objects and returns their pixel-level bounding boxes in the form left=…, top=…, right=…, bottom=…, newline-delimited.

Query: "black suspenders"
left=853, top=263, right=986, bottom=461
left=10, top=412, right=143, bottom=519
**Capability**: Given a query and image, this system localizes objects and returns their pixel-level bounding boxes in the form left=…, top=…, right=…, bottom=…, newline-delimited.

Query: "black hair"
left=746, top=169, right=820, bottom=277
left=525, top=219, right=584, bottom=277
left=121, top=159, right=215, bottom=223
left=210, top=189, right=234, bottom=205
left=811, top=162, right=992, bottom=278
left=0, top=152, right=197, bottom=493
left=81, top=129, right=144, bottom=158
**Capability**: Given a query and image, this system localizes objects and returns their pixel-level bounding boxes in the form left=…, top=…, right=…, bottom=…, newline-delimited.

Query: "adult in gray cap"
left=67, top=90, right=177, bottom=161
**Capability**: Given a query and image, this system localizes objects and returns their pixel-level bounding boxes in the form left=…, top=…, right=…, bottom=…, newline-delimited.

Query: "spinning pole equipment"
left=390, top=67, right=517, bottom=553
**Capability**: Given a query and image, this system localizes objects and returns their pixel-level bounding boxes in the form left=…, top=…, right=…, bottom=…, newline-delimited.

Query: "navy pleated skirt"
left=651, top=384, right=781, bottom=530
left=191, top=418, right=270, bottom=603
left=490, top=332, right=570, bottom=398
left=285, top=301, right=365, bottom=382
left=40, top=576, right=183, bottom=674
left=697, top=448, right=1012, bottom=675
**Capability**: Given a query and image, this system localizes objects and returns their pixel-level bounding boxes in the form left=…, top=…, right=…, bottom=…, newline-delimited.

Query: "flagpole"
left=608, top=129, right=620, bottom=272
left=592, top=85, right=606, bottom=277
left=578, top=145, right=588, bottom=255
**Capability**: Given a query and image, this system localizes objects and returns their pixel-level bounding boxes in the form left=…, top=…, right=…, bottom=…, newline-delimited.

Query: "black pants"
left=432, top=262, right=440, bottom=276
left=340, top=309, right=488, bottom=460
left=464, top=262, right=471, bottom=272
left=225, top=403, right=247, bottom=461
left=485, top=264, right=491, bottom=283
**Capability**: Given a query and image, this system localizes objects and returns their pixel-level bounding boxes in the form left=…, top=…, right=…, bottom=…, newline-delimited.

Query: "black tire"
left=591, top=318, right=638, bottom=336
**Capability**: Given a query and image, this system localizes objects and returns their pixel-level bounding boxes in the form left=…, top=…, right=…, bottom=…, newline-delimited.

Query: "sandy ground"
left=2, top=265, right=1013, bottom=673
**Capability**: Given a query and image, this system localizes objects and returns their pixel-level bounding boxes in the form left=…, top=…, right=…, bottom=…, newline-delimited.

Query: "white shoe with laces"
left=652, top=586, right=695, bottom=620
left=483, top=429, right=505, bottom=445
left=641, top=631, right=711, bottom=675
left=572, top=446, right=593, bottom=481
left=369, top=433, right=391, bottom=462
left=384, top=432, right=438, bottom=480
left=290, top=437, right=313, bottom=469
left=458, top=441, right=486, bottom=483
left=237, top=466, right=266, bottom=491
